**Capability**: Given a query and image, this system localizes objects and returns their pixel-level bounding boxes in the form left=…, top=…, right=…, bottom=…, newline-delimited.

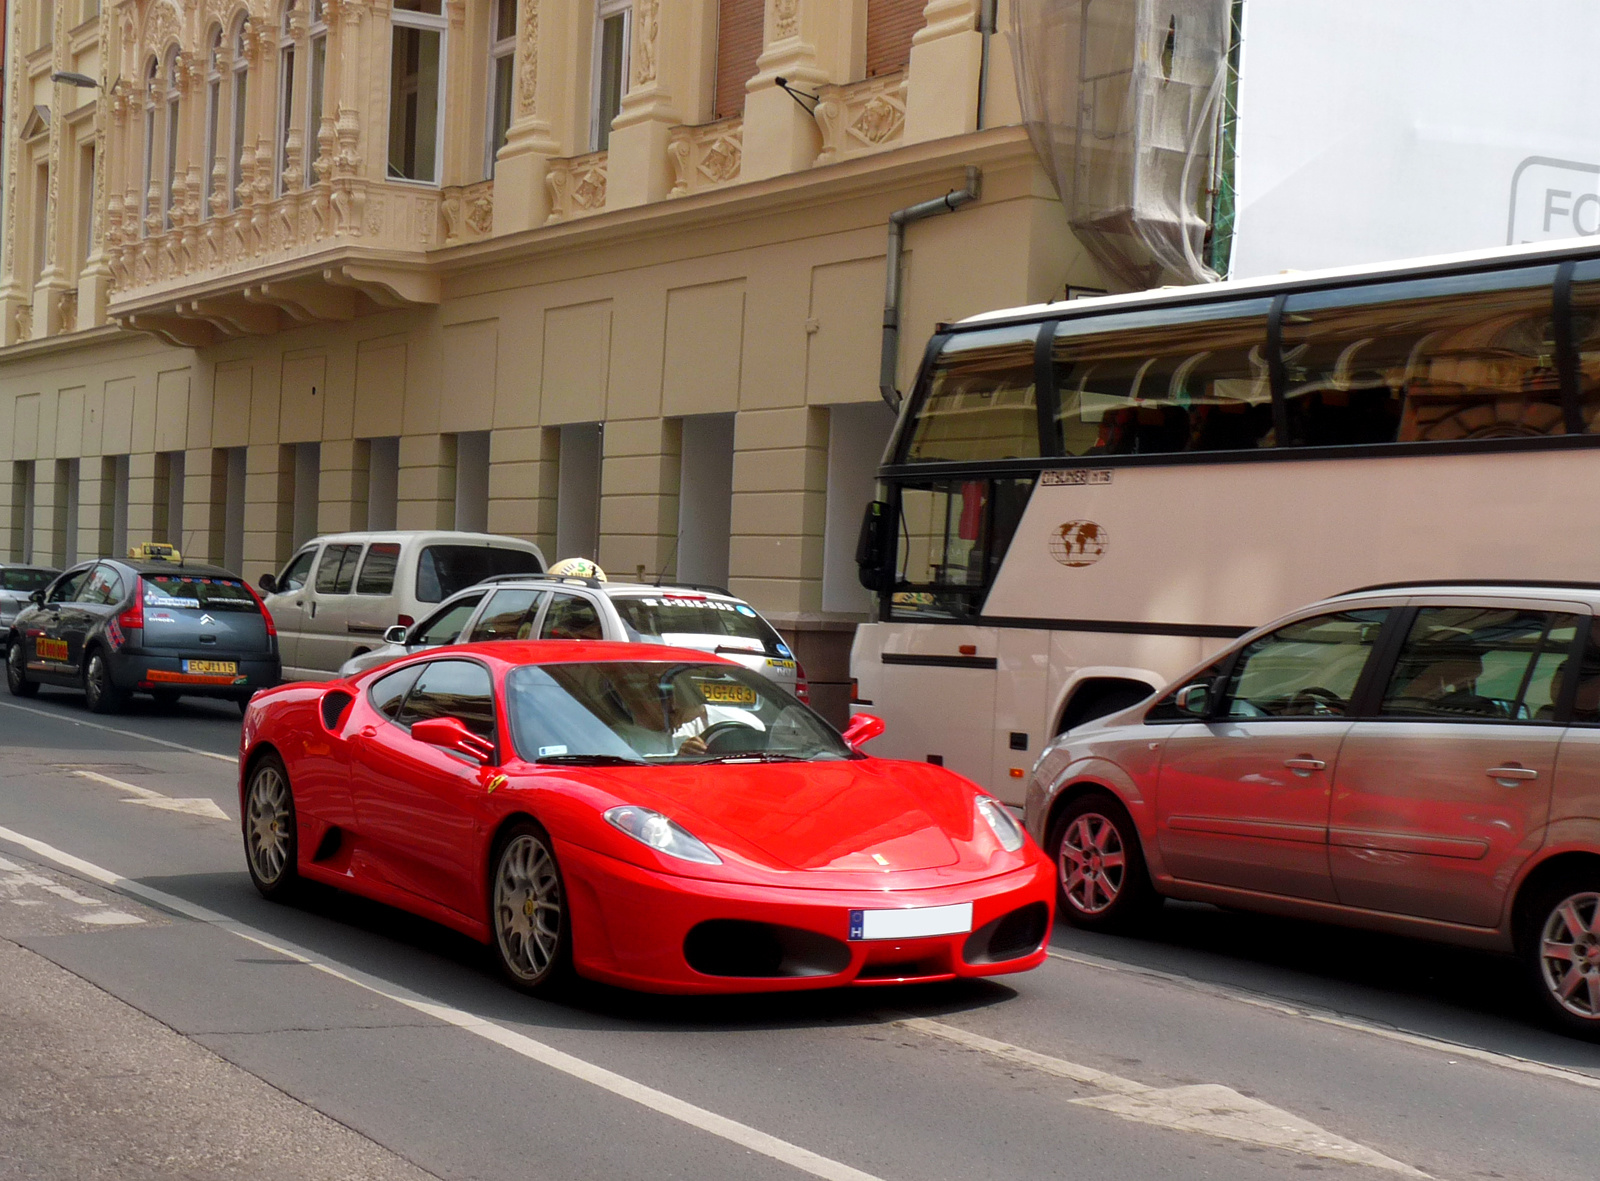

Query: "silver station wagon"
left=1025, top=581, right=1600, bottom=1039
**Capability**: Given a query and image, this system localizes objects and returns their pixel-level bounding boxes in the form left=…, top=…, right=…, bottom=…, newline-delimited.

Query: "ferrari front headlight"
left=604, top=805, right=722, bottom=865
left=975, top=796, right=1026, bottom=853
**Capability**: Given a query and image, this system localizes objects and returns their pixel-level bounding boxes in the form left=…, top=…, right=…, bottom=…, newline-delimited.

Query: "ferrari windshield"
left=505, top=661, right=851, bottom=764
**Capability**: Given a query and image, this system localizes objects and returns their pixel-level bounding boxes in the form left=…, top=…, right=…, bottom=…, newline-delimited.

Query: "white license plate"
left=848, top=902, right=973, bottom=941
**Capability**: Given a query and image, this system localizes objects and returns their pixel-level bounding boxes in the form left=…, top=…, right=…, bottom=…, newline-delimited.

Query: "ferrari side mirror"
left=841, top=712, right=886, bottom=750
left=411, top=716, right=496, bottom=765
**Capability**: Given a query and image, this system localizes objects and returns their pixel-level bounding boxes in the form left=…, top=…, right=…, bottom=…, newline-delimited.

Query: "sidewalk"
left=0, top=937, right=439, bottom=1181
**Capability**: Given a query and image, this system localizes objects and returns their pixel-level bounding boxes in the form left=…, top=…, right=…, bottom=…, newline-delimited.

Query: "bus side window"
left=905, top=326, right=1040, bottom=463
left=1282, top=269, right=1560, bottom=447
left=1568, top=269, right=1600, bottom=433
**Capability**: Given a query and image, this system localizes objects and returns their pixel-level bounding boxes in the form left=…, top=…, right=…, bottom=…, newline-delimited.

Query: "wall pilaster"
left=903, top=0, right=982, bottom=144
left=728, top=406, right=827, bottom=611
left=741, top=0, right=861, bottom=181
left=242, top=444, right=295, bottom=583
left=597, top=416, right=680, bottom=580
left=487, top=426, right=559, bottom=557
left=317, top=437, right=370, bottom=533
left=397, top=433, right=457, bottom=529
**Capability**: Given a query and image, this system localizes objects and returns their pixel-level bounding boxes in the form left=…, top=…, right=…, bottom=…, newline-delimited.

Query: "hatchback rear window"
left=613, top=596, right=787, bottom=657
left=416, top=545, right=543, bottom=603
left=1, top=569, right=54, bottom=592
left=142, top=574, right=260, bottom=612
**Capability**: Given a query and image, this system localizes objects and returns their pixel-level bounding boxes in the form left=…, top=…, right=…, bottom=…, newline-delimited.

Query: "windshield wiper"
left=689, top=752, right=812, bottom=764
left=535, top=754, right=649, bottom=766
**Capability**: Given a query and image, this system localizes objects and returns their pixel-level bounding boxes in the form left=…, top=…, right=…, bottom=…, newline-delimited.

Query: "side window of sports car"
left=397, top=659, right=497, bottom=740
left=369, top=664, right=424, bottom=721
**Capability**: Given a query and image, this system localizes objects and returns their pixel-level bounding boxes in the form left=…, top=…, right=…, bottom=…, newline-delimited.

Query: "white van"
left=259, top=531, right=545, bottom=681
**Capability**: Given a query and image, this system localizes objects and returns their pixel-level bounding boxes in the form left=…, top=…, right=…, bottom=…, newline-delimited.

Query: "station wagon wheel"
left=1050, top=791, right=1159, bottom=933
left=6, top=641, right=38, bottom=697
left=491, top=823, right=572, bottom=994
left=1523, top=876, right=1600, bottom=1040
left=244, top=754, right=300, bottom=900
left=83, top=649, right=126, bottom=715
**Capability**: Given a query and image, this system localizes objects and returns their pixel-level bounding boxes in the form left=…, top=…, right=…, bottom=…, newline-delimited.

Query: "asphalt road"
left=3, top=686, right=1598, bottom=1181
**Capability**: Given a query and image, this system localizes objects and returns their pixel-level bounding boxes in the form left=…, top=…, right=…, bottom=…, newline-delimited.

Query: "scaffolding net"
left=1012, top=0, right=1233, bottom=289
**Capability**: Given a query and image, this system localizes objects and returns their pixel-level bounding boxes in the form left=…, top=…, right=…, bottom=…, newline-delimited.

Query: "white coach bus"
left=849, top=240, right=1600, bottom=803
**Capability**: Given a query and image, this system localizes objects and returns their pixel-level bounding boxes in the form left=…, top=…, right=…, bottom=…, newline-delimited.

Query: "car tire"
left=1520, top=870, right=1600, bottom=1041
left=489, top=821, right=573, bottom=995
left=83, top=650, right=126, bottom=715
left=243, top=754, right=300, bottom=901
left=6, top=640, right=38, bottom=698
left=1049, top=790, right=1161, bottom=932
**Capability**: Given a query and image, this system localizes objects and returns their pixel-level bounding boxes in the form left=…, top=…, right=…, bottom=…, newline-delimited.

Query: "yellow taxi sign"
left=128, top=541, right=182, bottom=562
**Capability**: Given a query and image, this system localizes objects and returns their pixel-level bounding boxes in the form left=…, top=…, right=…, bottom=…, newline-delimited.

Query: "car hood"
left=583, top=758, right=981, bottom=873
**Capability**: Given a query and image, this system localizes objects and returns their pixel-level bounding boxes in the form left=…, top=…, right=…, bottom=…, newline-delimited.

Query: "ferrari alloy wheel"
left=244, top=755, right=299, bottom=900
left=1522, top=876, right=1600, bottom=1040
left=491, top=825, right=571, bottom=994
left=6, top=641, right=38, bottom=698
left=1051, top=792, right=1158, bottom=932
left=84, top=650, right=126, bottom=715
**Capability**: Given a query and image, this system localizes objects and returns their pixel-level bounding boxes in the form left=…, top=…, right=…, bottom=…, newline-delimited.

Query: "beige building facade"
left=0, top=0, right=1103, bottom=717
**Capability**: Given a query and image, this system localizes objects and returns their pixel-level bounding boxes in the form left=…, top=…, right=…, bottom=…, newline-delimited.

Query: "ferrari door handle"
left=1284, top=757, right=1326, bottom=771
left=1487, top=765, right=1538, bottom=782
left=359, top=726, right=377, bottom=739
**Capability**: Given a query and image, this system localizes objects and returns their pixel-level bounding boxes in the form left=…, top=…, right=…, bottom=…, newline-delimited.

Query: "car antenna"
left=655, top=534, right=680, bottom=587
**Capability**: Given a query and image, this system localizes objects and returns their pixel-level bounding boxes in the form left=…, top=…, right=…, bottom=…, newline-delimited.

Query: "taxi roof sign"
left=128, top=542, right=182, bottom=562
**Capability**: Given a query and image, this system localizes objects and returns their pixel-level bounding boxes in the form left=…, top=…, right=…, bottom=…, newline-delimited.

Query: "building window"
left=485, top=0, right=516, bottom=176
left=163, top=47, right=181, bottom=229
left=277, top=0, right=298, bottom=194
left=713, top=0, right=762, bottom=120
left=590, top=0, right=630, bottom=152
left=230, top=17, right=250, bottom=210
left=204, top=27, right=222, bottom=219
left=388, top=0, right=446, bottom=184
left=142, top=57, right=158, bottom=235
left=308, top=0, right=328, bottom=184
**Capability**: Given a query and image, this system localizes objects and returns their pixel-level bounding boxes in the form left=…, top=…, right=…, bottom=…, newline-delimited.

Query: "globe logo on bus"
left=1050, top=521, right=1108, bottom=567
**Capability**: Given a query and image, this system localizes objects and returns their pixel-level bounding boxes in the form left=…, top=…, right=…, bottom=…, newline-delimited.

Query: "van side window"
left=278, top=548, right=317, bottom=593
left=315, top=544, right=362, bottom=595
left=1380, top=608, right=1576, bottom=722
left=356, top=543, right=401, bottom=595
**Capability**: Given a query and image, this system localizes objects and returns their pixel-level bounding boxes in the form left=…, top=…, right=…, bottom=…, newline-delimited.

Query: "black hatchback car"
left=5, top=558, right=280, bottom=714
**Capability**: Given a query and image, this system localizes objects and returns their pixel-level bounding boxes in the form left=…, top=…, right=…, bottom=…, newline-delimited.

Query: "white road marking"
left=0, top=700, right=236, bottom=764
left=0, top=825, right=887, bottom=1181
left=1046, top=946, right=1600, bottom=1094
left=899, top=1017, right=1425, bottom=1176
left=68, top=769, right=232, bottom=821
left=0, top=854, right=144, bottom=926
left=77, top=910, right=146, bottom=926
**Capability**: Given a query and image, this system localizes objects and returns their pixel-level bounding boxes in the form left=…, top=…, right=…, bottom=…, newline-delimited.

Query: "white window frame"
left=388, top=0, right=449, bottom=186
left=484, top=0, right=516, bottom=178
left=229, top=16, right=250, bottom=211
left=589, top=0, right=631, bottom=153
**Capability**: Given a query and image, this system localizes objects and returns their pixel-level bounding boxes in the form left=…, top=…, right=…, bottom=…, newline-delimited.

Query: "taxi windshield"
left=505, top=661, right=849, bottom=764
left=612, top=596, right=786, bottom=657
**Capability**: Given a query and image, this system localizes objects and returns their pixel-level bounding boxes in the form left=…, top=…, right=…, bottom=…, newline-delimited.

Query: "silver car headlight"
left=976, top=796, right=1026, bottom=852
left=604, top=805, right=722, bottom=865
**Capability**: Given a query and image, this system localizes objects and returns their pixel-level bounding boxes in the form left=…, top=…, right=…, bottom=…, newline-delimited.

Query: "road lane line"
left=897, top=1017, right=1425, bottom=1176
left=0, top=700, right=236, bottom=764
left=0, top=824, right=886, bottom=1181
left=1044, top=946, right=1600, bottom=1094
left=66, top=769, right=232, bottom=820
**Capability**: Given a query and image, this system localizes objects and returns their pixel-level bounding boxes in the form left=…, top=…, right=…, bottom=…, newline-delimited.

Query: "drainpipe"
left=880, top=166, right=983, bottom=412
left=976, top=0, right=998, bottom=130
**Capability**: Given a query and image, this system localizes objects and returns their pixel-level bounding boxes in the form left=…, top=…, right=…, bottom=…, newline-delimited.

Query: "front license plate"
left=848, top=902, right=973, bottom=941
left=183, top=660, right=237, bottom=675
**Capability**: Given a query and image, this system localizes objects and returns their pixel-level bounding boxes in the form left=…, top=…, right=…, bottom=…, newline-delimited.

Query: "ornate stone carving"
left=631, top=0, right=659, bottom=86
left=771, top=0, right=799, bottom=39
left=667, top=119, right=743, bottom=198
left=14, top=304, right=32, bottom=340
left=516, top=0, right=539, bottom=115
left=143, top=0, right=183, bottom=53
left=543, top=151, right=607, bottom=223
left=56, top=289, right=77, bottom=334
left=813, top=72, right=909, bottom=165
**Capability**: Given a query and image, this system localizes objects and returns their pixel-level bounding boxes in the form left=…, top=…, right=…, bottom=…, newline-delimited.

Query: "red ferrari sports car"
left=239, top=641, right=1053, bottom=994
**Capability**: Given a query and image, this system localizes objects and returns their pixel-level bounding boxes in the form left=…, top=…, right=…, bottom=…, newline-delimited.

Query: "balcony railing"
left=544, top=151, right=609, bottom=223
left=813, top=71, right=908, bottom=166
left=667, top=117, right=743, bottom=198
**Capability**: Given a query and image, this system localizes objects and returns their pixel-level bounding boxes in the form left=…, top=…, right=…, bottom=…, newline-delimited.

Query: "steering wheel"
left=697, top=720, right=765, bottom=755
left=1286, top=686, right=1344, bottom=716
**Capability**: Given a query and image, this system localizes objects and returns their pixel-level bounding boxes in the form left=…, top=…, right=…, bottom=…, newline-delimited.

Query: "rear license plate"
left=183, top=660, right=237, bottom=675
left=698, top=682, right=758, bottom=705
left=848, top=902, right=973, bottom=941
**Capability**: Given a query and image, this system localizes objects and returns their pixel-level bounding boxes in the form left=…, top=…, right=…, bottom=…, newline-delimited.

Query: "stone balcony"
left=813, top=71, right=909, bottom=166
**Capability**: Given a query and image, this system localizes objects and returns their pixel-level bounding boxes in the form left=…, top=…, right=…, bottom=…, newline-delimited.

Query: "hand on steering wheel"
left=1286, top=686, right=1344, bottom=716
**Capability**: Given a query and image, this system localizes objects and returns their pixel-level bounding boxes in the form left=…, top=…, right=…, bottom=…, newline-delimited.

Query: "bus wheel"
left=1049, top=791, right=1160, bottom=932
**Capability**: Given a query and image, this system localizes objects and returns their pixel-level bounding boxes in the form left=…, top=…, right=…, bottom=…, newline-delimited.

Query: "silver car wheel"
left=1539, top=890, right=1600, bottom=1021
left=246, top=765, right=292, bottom=885
left=1059, top=812, right=1127, bottom=916
left=494, top=833, right=564, bottom=983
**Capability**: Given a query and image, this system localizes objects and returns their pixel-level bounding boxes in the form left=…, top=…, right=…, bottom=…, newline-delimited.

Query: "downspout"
left=976, top=0, right=998, bottom=130
left=879, top=166, right=983, bottom=411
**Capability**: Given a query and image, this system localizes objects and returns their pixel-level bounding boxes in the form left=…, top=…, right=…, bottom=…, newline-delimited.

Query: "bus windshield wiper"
left=535, top=754, right=649, bottom=766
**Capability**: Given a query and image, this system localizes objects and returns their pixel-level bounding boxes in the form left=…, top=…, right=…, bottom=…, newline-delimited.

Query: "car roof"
left=0, top=563, right=59, bottom=573
left=1328, top=581, right=1600, bottom=607
left=115, top=559, right=244, bottom=579
left=306, top=531, right=542, bottom=546
left=370, top=639, right=738, bottom=671
left=461, top=576, right=746, bottom=602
